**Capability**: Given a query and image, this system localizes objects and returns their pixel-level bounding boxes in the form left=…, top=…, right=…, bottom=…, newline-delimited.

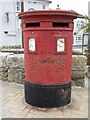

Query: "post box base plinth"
left=25, top=81, right=71, bottom=108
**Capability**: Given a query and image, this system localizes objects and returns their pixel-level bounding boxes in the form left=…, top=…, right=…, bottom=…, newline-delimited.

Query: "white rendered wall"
left=24, top=0, right=49, bottom=11
left=1, top=0, right=22, bottom=46
left=0, top=0, right=3, bottom=47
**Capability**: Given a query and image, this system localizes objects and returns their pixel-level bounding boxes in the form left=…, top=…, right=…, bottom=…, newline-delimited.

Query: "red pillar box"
left=19, top=10, right=78, bottom=108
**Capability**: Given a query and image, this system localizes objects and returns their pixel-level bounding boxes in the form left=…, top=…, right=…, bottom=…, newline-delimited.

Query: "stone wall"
left=0, top=53, right=24, bottom=84
left=71, top=55, right=87, bottom=87
left=72, top=55, right=87, bottom=79
left=0, top=52, right=87, bottom=86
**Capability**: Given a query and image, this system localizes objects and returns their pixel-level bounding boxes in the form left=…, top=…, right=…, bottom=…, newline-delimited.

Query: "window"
left=57, top=38, right=65, bottom=52
left=76, top=35, right=82, bottom=41
left=78, top=36, right=82, bottom=40
left=76, top=20, right=85, bottom=29
left=76, top=36, right=78, bottom=40
left=5, top=12, right=9, bottom=22
left=81, top=21, right=84, bottom=24
left=76, top=23, right=81, bottom=28
left=76, top=24, right=78, bottom=28
left=16, top=2, right=20, bottom=11
left=42, top=5, right=45, bottom=10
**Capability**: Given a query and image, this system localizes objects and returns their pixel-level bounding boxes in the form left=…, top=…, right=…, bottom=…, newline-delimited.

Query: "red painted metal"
left=19, top=10, right=78, bottom=85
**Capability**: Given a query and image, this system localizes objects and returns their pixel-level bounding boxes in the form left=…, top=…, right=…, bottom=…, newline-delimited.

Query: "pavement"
left=0, top=80, right=88, bottom=119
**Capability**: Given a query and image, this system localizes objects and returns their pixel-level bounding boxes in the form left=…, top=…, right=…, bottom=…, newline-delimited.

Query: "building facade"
left=88, top=1, right=90, bottom=17
left=73, top=17, right=88, bottom=52
left=0, top=0, right=51, bottom=47
left=1, top=0, right=20, bottom=47
left=24, top=0, right=51, bottom=11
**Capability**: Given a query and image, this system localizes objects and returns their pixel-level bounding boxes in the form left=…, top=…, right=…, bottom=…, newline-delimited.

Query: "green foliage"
left=80, top=15, right=90, bottom=33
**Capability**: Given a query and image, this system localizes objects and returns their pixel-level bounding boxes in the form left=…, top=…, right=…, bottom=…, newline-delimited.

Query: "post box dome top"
left=18, top=10, right=78, bottom=19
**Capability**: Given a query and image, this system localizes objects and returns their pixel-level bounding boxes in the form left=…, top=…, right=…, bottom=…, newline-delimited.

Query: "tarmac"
left=0, top=80, right=89, bottom=119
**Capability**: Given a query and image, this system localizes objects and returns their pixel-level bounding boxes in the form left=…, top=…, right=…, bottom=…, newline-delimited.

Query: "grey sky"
left=49, top=0, right=90, bottom=15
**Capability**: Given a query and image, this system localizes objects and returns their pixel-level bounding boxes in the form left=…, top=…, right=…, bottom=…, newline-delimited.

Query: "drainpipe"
left=88, top=2, right=90, bottom=76
left=20, top=0, right=24, bottom=48
left=21, top=0, right=24, bottom=12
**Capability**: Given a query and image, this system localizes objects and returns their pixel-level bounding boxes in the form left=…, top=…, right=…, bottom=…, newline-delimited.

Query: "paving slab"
left=0, top=80, right=88, bottom=118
